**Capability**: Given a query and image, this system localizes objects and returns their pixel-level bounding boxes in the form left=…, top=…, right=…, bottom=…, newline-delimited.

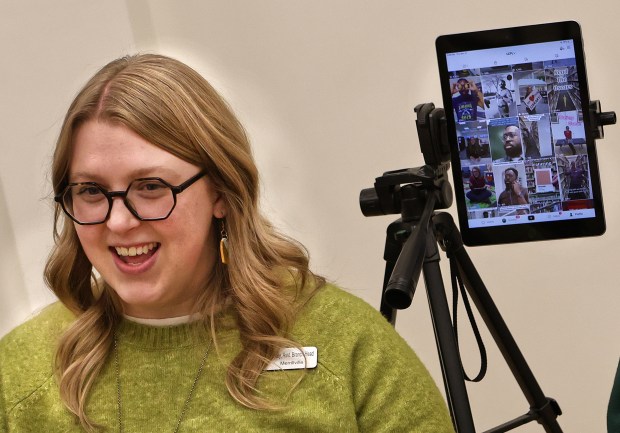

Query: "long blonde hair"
left=44, top=53, right=324, bottom=430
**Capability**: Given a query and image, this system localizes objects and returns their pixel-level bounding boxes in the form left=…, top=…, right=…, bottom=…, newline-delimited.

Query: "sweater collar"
left=116, top=310, right=238, bottom=350
left=116, top=319, right=205, bottom=349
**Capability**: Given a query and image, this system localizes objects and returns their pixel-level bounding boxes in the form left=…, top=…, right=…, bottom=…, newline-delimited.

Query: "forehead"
left=69, top=120, right=195, bottom=182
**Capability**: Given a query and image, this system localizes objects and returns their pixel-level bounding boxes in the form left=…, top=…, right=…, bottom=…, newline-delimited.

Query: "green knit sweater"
left=0, top=284, right=454, bottom=432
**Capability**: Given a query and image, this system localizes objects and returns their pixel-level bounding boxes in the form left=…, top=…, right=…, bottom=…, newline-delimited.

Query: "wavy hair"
left=44, top=53, right=324, bottom=430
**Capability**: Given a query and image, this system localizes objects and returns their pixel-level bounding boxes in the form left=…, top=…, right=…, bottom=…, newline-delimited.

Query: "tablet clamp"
left=358, top=100, right=617, bottom=432
left=589, top=100, right=616, bottom=139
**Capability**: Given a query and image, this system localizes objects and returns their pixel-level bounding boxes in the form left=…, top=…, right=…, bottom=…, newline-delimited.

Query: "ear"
left=212, top=193, right=227, bottom=219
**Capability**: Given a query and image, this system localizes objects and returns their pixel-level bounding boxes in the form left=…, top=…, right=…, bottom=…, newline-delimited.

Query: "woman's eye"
left=134, top=181, right=167, bottom=192
left=130, top=180, right=169, bottom=199
left=77, top=186, right=102, bottom=196
left=145, top=182, right=166, bottom=191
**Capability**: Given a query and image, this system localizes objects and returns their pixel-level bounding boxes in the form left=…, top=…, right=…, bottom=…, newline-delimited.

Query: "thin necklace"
left=113, top=334, right=210, bottom=433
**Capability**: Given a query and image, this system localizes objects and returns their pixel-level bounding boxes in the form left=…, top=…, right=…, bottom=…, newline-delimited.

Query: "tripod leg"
left=380, top=218, right=417, bottom=324
left=380, top=259, right=397, bottom=325
left=433, top=212, right=563, bottom=433
left=422, top=230, right=476, bottom=433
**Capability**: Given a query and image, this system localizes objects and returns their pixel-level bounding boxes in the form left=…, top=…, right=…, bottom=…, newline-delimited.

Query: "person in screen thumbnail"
left=519, top=122, right=542, bottom=159
left=496, top=79, right=513, bottom=117
left=466, top=137, right=483, bottom=163
left=451, top=78, right=484, bottom=122
left=494, top=125, right=524, bottom=162
left=465, top=166, right=492, bottom=204
left=498, top=167, right=528, bottom=206
left=567, top=161, right=587, bottom=199
left=564, top=126, right=576, bottom=154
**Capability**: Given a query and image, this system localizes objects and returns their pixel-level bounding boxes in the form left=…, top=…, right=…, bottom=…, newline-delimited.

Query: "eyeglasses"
left=503, top=132, right=519, bottom=140
left=54, top=171, right=206, bottom=225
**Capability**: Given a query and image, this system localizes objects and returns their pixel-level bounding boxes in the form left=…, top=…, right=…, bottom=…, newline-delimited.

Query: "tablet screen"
left=436, top=21, right=605, bottom=245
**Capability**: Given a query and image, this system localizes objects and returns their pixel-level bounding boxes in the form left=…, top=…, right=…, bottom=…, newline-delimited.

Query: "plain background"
left=1, top=1, right=618, bottom=432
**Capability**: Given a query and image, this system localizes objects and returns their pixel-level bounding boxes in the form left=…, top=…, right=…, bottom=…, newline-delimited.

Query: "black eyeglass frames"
left=54, top=171, right=206, bottom=225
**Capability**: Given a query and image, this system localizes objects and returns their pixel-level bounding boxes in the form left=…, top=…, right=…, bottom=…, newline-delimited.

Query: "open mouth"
left=112, top=242, right=160, bottom=265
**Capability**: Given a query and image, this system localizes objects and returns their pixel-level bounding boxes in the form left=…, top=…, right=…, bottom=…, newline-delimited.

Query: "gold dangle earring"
left=219, top=219, right=229, bottom=265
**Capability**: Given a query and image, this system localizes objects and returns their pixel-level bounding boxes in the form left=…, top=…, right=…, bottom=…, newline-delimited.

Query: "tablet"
left=436, top=21, right=605, bottom=246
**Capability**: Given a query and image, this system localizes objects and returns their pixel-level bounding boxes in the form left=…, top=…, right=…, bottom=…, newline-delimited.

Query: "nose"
left=105, top=197, right=141, bottom=232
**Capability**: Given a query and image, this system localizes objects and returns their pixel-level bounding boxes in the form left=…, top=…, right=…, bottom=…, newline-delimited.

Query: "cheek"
left=73, top=225, right=106, bottom=269
left=74, top=225, right=101, bottom=251
left=161, top=218, right=217, bottom=282
left=175, top=185, right=218, bottom=239
left=163, top=205, right=216, bottom=251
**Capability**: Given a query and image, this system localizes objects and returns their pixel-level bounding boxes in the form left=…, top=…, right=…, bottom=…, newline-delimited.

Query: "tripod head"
left=359, top=103, right=454, bottom=310
left=359, top=103, right=453, bottom=221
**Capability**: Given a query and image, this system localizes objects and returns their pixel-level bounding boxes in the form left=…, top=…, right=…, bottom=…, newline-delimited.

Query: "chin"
left=112, top=285, right=167, bottom=315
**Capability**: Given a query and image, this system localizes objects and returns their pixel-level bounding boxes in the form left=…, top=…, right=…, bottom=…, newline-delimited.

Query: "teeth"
left=115, top=243, right=156, bottom=257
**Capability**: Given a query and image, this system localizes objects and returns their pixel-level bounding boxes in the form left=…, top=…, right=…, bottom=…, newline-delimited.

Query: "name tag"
left=265, top=346, right=318, bottom=371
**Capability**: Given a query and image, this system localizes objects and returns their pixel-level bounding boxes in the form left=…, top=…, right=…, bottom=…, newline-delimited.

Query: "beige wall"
left=1, top=1, right=618, bottom=431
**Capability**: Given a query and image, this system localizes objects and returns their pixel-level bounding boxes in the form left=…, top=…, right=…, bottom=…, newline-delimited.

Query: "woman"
left=0, top=54, right=453, bottom=432
left=465, top=166, right=492, bottom=204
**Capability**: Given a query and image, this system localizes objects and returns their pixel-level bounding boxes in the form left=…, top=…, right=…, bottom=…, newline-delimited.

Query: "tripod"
left=361, top=101, right=616, bottom=432
left=358, top=102, right=585, bottom=432
left=380, top=197, right=563, bottom=433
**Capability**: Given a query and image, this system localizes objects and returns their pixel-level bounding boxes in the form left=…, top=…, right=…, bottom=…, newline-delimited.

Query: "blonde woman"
left=0, top=54, right=453, bottom=432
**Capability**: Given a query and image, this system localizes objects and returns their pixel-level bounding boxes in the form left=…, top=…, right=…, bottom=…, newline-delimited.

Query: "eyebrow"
left=69, top=166, right=179, bottom=183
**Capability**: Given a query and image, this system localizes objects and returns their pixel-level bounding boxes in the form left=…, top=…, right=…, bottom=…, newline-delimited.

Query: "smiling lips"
left=113, top=242, right=159, bottom=266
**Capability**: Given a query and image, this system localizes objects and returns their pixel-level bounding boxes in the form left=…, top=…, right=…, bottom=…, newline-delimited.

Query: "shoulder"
left=292, top=283, right=454, bottom=431
left=295, top=283, right=391, bottom=335
left=0, top=302, right=74, bottom=410
left=0, top=302, right=74, bottom=353
left=292, top=283, right=416, bottom=370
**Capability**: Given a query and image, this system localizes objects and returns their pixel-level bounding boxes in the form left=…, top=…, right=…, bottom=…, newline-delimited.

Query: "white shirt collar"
left=123, top=313, right=201, bottom=326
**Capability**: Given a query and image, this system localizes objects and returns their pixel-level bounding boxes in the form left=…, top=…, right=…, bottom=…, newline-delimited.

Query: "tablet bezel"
left=436, top=21, right=605, bottom=246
